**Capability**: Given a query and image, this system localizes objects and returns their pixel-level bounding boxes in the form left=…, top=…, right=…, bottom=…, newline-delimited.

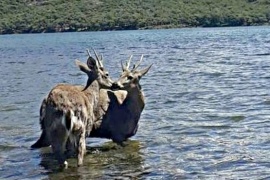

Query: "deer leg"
left=112, top=134, right=126, bottom=147
left=65, top=135, right=77, bottom=158
left=50, top=126, right=69, bottom=167
left=77, top=126, right=86, bottom=166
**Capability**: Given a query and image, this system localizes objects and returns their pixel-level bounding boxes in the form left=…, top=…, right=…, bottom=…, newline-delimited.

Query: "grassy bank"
left=0, top=0, right=269, bottom=34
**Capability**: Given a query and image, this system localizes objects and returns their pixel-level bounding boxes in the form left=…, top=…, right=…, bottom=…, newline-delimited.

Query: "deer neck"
left=125, top=85, right=145, bottom=111
left=84, top=80, right=100, bottom=110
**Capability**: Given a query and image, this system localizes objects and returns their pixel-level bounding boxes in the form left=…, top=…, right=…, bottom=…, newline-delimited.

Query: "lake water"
left=0, top=26, right=270, bottom=179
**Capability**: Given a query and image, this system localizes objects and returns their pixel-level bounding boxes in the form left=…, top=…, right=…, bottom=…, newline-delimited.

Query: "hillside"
left=0, top=0, right=269, bottom=34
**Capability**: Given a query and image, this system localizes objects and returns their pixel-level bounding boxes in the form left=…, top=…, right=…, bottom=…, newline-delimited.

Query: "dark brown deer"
left=90, top=55, right=152, bottom=145
left=31, top=50, right=113, bottom=167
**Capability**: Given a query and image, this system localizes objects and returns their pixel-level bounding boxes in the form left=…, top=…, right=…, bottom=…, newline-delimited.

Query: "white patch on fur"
left=82, top=107, right=87, bottom=116
left=114, top=90, right=128, bottom=105
left=61, top=110, right=76, bottom=134
left=61, top=115, right=66, bottom=127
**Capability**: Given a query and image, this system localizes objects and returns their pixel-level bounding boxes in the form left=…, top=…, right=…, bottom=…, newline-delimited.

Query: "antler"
left=86, top=49, right=91, bottom=57
left=86, top=49, right=98, bottom=68
left=121, top=60, right=125, bottom=71
left=132, top=55, right=143, bottom=71
left=126, top=55, right=132, bottom=70
left=100, top=54, right=103, bottom=62
left=121, top=55, right=133, bottom=71
left=92, top=48, right=104, bottom=68
left=86, top=48, right=104, bottom=68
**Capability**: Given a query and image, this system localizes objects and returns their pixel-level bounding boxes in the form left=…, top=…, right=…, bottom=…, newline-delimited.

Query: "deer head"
left=112, top=55, right=152, bottom=91
left=76, top=49, right=113, bottom=91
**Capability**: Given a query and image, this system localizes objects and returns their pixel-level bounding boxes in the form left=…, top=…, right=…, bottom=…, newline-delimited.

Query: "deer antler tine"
left=86, top=49, right=96, bottom=68
left=101, top=54, right=103, bottom=61
left=92, top=48, right=100, bottom=60
left=86, top=49, right=92, bottom=57
left=100, top=54, right=104, bottom=67
left=126, top=55, right=133, bottom=69
left=99, top=54, right=104, bottom=67
left=133, top=54, right=144, bottom=71
left=121, top=60, right=125, bottom=71
left=91, top=47, right=103, bottom=67
left=140, top=54, right=144, bottom=60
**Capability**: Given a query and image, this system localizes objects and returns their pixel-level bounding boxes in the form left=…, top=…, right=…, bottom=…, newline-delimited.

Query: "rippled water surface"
left=1, top=26, right=270, bottom=179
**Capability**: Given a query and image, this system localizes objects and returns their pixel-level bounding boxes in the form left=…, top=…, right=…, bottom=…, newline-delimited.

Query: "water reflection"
left=39, top=140, right=150, bottom=179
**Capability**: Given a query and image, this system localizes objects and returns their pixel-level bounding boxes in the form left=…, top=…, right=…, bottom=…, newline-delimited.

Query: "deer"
left=32, top=54, right=152, bottom=164
left=31, top=50, right=113, bottom=167
left=90, top=55, right=152, bottom=145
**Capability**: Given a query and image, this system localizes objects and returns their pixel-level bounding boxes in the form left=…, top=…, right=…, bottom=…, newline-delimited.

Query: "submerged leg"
left=77, top=127, right=86, bottom=166
left=50, top=126, right=69, bottom=167
left=65, top=135, right=78, bottom=158
left=112, top=134, right=126, bottom=147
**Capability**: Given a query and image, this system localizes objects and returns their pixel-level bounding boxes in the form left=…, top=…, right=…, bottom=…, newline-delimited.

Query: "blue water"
left=0, top=26, right=270, bottom=179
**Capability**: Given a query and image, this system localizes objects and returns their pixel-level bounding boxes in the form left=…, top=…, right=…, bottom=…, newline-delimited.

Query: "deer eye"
left=127, top=76, right=133, bottom=80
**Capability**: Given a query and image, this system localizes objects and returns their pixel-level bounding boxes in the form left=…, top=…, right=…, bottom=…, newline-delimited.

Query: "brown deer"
left=31, top=50, right=113, bottom=167
left=90, top=55, right=152, bottom=145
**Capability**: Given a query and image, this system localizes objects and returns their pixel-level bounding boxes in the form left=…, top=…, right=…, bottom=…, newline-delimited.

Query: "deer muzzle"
left=111, top=82, right=122, bottom=90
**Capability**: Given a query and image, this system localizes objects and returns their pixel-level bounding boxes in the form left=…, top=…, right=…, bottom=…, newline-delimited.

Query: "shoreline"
left=1, top=23, right=269, bottom=35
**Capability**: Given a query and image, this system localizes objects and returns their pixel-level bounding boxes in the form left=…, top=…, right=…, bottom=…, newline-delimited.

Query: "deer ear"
left=139, top=64, right=153, bottom=76
left=87, top=56, right=98, bottom=70
left=75, top=59, right=90, bottom=74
